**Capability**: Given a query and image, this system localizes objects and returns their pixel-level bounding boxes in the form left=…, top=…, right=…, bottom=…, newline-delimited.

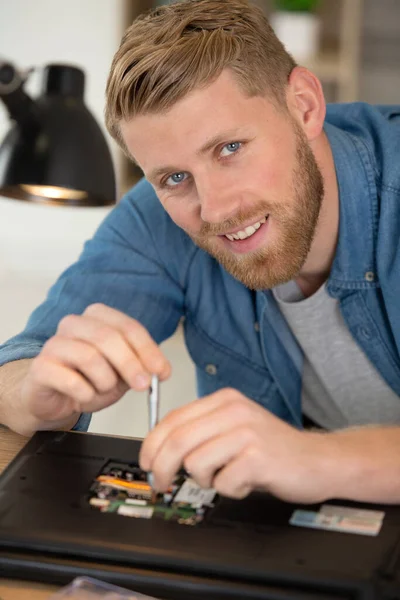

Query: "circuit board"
left=88, top=461, right=217, bottom=526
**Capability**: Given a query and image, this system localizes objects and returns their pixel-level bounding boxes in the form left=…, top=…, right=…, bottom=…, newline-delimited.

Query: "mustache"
left=197, top=203, right=275, bottom=237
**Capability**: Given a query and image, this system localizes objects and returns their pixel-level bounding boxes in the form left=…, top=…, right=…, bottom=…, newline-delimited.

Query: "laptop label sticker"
left=290, top=504, right=385, bottom=536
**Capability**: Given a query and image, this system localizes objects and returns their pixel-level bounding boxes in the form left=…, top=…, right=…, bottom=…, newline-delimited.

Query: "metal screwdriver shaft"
left=147, top=374, right=159, bottom=491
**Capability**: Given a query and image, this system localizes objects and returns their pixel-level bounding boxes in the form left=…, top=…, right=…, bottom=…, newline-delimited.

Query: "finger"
left=147, top=400, right=256, bottom=490
left=30, top=356, right=130, bottom=419
left=69, top=378, right=130, bottom=414
left=28, top=357, right=95, bottom=419
left=139, top=388, right=242, bottom=471
left=42, top=336, right=119, bottom=395
left=182, top=427, right=257, bottom=491
left=83, top=303, right=171, bottom=379
left=213, top=452, right=256, bottom=499
left=57, top=313, right=156, bottom=390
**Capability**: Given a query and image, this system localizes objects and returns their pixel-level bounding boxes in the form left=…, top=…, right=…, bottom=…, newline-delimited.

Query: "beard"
left=188, top=124, right=324, bottom=290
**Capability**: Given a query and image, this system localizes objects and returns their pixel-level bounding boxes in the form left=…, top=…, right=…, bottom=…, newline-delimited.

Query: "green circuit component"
left=88, top=460, right=216, bottom=526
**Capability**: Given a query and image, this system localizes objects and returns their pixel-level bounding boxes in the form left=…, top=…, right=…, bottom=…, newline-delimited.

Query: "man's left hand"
left=139, top=388, right=334, bottom=503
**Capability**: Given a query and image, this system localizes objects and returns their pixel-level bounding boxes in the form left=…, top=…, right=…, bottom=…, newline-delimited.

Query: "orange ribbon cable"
left=96, top=476, right=151, bottom=491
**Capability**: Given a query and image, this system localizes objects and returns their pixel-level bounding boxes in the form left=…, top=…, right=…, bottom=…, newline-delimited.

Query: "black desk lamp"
left=0, top=62, right=116, bottom=207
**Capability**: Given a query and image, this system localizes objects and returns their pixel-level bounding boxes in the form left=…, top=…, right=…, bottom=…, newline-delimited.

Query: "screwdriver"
left=147, top=374, right=159, bottom=491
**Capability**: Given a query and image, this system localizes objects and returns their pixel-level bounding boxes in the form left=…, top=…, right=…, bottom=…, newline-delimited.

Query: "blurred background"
left=0, top=0, right=399, bottom=439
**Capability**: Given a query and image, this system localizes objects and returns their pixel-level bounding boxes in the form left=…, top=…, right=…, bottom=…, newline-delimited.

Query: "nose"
left=197, top=172, right=241, bottom=224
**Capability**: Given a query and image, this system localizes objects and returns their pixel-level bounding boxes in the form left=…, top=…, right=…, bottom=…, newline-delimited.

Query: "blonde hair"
left=105, top=0, right=296, bottom=150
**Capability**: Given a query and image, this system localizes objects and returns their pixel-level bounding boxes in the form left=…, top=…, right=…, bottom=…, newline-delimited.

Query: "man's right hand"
left=19, top=303, right=171, bottom=428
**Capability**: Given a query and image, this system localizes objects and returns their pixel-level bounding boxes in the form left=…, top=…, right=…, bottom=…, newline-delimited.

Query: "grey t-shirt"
left=273, top=281, right=400, bottom=430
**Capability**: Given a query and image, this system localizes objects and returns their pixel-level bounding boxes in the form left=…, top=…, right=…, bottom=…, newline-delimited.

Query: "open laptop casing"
left=0, top=430, right=400, bottom=600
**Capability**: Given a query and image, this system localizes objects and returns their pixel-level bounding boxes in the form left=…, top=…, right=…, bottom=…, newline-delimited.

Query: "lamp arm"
left=0, top=61, right=36, bottom=125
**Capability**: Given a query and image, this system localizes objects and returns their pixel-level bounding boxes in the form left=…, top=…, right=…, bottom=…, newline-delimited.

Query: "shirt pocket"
left=183, top=316, right=277, bottom=408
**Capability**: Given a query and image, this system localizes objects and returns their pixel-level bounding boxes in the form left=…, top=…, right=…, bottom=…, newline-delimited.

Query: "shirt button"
left=358, top=326, right=371, bottom=340
left=254, top=321, right=260, bottom=332
left=205, top=363, right=217, bottom=376
left=365, top=271, right=375, bottom=282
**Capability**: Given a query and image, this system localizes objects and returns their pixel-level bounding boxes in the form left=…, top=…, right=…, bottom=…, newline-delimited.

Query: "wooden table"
left=0, top=425, right=60, bottom=599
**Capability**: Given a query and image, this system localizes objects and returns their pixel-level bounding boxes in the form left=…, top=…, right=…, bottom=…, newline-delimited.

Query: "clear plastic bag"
left=49, top=576, right=161, bottom=599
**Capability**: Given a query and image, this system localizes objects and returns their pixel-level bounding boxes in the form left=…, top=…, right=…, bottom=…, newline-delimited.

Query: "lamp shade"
left=0, top=64, right=116, bottom=207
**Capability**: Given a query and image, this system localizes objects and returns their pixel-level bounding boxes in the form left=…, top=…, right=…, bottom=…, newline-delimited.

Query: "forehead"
left=120, top=70, right=276, bottom=170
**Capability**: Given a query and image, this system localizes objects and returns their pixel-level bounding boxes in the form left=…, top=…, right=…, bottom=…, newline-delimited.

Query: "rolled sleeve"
left=0, top=343, right=43, bottom=367
left=72, top=412, right=92, bottom=431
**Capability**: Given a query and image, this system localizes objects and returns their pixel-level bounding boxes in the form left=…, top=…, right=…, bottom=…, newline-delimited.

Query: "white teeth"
left=244, top=225, right=256, bottom=237
left=225, top=216, right=267, bottom=242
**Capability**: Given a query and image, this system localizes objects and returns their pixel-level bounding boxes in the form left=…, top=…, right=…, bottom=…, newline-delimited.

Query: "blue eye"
left=166, top=172, right=187, bottom=187
left=220, top=142, right=241, bottom=157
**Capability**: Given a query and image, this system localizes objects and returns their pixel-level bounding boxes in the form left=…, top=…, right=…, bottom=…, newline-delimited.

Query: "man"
left=1, top=0, right=400, bottom=505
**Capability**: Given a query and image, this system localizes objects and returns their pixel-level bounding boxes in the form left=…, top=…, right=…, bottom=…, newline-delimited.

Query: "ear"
left=286, top=66, right=326, bottom=142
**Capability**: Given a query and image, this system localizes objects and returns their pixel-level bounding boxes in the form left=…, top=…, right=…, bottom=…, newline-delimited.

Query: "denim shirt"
left=1, top=102, right=400, bottom=432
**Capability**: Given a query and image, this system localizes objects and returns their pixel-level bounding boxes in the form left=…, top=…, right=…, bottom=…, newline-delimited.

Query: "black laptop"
left=0, top=430, right=400, bottom=600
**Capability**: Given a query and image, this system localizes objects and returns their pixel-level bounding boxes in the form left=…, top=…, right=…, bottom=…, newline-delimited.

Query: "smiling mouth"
left=223, top=216, right=268, bottom=241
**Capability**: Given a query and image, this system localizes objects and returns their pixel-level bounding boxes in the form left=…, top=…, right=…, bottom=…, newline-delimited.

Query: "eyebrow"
left=146, top=128, right=243, bottom=184
left=196, top=129, right=242, bottom=156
